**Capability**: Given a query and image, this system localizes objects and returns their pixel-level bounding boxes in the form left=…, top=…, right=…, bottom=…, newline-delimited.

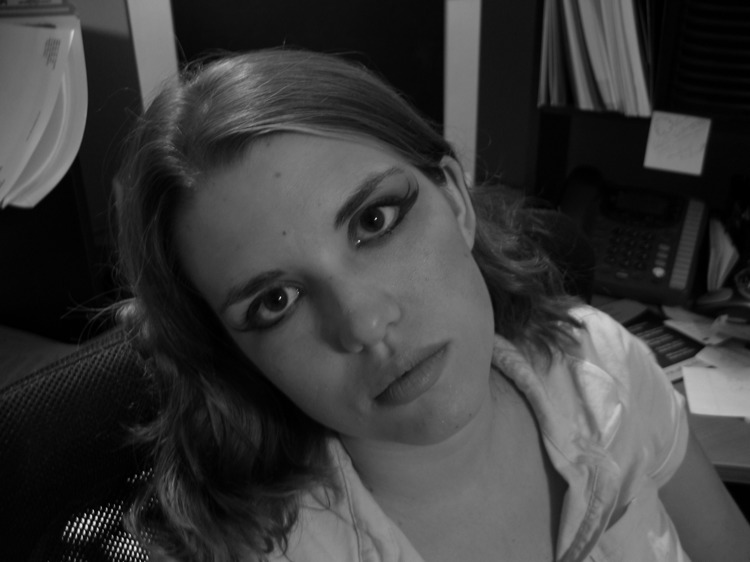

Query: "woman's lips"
left=376, top=344, right=449, bottom=406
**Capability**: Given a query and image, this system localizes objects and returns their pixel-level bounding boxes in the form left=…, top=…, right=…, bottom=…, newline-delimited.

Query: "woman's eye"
left=351, top=185, right=418, bottom=247
left=357, top=205, right=399, bottom=237
left=247, top=286, right=301, bottom=330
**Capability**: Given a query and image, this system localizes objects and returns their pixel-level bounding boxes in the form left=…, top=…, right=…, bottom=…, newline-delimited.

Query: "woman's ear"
left=438, top=156, right=476, bottom=249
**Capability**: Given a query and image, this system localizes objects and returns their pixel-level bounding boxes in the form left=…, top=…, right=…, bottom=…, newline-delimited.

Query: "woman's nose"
left=331, top=285, right=402, bottom=353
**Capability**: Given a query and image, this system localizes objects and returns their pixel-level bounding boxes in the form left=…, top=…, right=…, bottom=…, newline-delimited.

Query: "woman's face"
left=175, top=133, right=495, bottom=446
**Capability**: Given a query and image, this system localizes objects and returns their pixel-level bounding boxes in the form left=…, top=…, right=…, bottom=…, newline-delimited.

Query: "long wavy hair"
left=115, top=48, right=581, bottom=561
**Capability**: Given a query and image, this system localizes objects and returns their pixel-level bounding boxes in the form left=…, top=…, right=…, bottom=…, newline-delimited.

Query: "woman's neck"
left=340, top=372, right=530, bottom=509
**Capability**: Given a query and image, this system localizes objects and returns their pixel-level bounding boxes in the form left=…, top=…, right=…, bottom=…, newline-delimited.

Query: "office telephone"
left=559, top=167, right=707, bottom=305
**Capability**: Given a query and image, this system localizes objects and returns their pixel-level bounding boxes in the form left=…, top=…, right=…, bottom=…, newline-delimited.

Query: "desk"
left=675, top=381, right=750, bottom=484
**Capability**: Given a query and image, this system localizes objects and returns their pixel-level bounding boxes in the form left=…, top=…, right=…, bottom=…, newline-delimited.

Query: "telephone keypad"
left=599, top=224, right=670, bottom=279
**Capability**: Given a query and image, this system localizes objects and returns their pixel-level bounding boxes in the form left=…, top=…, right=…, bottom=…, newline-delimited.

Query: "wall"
left=74, top=0, right=177, bottom=246
left=73, top=0, right=140, bottom=247
left=170, top=0, right=445, bottom=125
left=475, top=0, right=543, bottom=190
left=444, top=0, right=481, bottom=179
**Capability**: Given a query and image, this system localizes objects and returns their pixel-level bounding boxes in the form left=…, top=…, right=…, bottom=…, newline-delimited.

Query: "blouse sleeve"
left=573, top=307, right=690, bottom=488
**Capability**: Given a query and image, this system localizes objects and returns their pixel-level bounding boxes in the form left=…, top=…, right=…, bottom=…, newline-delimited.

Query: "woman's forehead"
left=177, top=134, right=409, bottom=255
left=202, top=132, right=406, bottom=202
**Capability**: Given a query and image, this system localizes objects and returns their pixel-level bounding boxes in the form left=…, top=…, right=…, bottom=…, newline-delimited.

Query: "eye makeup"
left=348, top=179, right=419, bottom=248
left=243, top=284, right=303, bottom=331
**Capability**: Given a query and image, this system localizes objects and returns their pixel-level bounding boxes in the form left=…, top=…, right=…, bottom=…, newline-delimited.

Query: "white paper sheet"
left=683, top=344, right=750, bottom=418
left=644, top=111, right=711, bottom=176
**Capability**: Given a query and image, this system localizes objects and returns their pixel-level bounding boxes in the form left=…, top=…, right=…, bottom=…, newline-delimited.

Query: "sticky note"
left=644, top=111, right=711, bottom=176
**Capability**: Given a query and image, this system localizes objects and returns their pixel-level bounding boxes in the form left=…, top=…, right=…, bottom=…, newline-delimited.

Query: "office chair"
left=0, top=328, right=155, bottom=562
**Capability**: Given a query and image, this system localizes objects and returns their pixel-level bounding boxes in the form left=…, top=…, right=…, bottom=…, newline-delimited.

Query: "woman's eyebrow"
left=333, top=166, right=404, bottom=229
left=220, top=270, right=284, bottom=315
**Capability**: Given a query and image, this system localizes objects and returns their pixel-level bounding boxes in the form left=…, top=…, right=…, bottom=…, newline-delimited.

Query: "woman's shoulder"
left=564, top=304, right=648, bottom=371
left=545, top=305, right=681, bottom=440
left=567, top=304, right=629, bottom=338
left=557, top=305, right=688, bottom=471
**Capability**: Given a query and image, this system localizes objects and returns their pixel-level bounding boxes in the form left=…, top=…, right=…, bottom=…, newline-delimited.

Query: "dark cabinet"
left=475, top=0, right=750, bottom=212
left=170, top=0, right=446, bottom=126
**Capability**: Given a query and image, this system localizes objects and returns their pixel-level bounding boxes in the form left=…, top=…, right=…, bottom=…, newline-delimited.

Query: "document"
left=644, top=111, right=711, bottom=176
left=683, top=344, right=750, bottom=419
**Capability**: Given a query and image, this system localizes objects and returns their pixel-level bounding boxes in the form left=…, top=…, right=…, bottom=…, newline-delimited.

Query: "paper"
left=697, top=344, right=750, bottom=374
left=662, top=305, right=712, bottom=324
left=712, top=317, right=750, bottom=342
left=663, top=318, right=727, bottom=346
left=683, top=365, right=750, bottom=418
left=663, top=356, right=707, bottom=383
left=661, top=305, right=729, bottom=346
left=644, top=111, right=711, bottom=176
left=683, top=343, right=750, bottom=418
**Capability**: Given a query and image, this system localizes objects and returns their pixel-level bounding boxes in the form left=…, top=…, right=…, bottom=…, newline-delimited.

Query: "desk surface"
left=676, top=381, right=750, bottom=484
left=689, top=412, right=750, bottom=484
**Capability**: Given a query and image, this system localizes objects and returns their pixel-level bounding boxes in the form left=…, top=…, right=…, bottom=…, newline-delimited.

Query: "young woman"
left=116, top=49, right=750, bottom=561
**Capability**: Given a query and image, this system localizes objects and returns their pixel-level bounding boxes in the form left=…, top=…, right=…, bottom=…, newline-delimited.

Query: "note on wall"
left=643, top=111, right=712, bottom=176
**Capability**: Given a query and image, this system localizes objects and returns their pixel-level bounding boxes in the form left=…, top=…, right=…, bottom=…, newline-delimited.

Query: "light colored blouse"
left=271, top=306, right=690, bottom=561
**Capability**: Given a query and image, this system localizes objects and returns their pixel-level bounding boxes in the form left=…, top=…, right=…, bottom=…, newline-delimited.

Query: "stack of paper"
left=660, top=305, right=750, bottom=419
left=0, top=0, right=87, bottom=208
left=538, top=0, right=654, bottom=117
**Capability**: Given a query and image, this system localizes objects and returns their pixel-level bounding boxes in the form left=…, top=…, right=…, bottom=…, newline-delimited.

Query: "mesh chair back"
left=0, top=329, right=156, bottom=561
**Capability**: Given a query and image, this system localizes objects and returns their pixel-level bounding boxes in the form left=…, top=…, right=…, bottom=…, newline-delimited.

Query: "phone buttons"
left=652, top=266, right=667, bottom=279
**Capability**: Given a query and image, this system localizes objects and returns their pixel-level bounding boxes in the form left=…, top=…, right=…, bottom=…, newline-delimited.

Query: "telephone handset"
left=559, top=167, right=707, bottom=306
